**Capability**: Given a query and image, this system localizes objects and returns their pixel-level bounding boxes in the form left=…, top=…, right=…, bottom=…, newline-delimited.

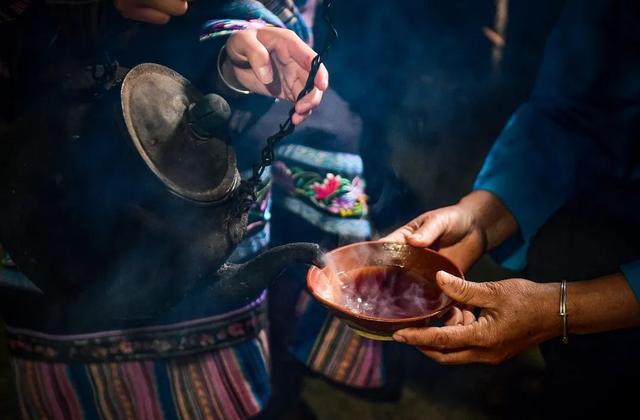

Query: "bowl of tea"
left=307, top=241, right=462, bottom=340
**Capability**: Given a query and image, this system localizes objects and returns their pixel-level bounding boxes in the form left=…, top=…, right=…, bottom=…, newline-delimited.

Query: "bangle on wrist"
left=217, top=44, right=251, bottom=95
left=560, top=280, right=569, bottom=344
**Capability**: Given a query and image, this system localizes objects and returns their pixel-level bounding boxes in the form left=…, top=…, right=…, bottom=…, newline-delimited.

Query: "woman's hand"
left=114, top=0, right=188, bottom=24
left=222, top=26, right=329, bottom=125
left=382, top=203, right=486, bottom=272
left=382, top=191, right=518, bottom=328
left=393, top=271, right=560, bottom=365
left=382, top=198, right=488, bottom=327
left=382, top=190, right=518, bottom=272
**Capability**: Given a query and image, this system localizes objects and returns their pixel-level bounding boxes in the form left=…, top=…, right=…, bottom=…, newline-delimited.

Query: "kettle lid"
left=121, top=63, right=240, bottom=204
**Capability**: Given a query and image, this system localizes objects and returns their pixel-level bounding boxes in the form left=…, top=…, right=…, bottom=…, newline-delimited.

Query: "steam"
left=339, top=269, right=434, bottom=318
left=315, top=246, right=444, bottom=319
left=315, top=256, right=343, bottom=302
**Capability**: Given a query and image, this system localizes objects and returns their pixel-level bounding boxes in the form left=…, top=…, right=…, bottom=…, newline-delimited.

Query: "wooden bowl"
left=307, top=241, right=462, bottom=340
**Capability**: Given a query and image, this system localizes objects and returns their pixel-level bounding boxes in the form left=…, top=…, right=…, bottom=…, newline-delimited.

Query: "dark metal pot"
left=0, top=63, right=321, bottom=331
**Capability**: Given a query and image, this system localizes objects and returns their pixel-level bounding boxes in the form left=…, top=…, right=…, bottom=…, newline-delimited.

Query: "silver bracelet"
left=560, top=280, right=569, bottom=344
left=217, top=44, right=251, bottom=95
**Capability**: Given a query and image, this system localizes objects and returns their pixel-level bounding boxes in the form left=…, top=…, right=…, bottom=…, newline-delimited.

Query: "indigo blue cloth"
left=473, top=0, right=640, bottom=297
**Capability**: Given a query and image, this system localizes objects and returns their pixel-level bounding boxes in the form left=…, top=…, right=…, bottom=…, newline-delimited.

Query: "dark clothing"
left=529, top=184, right=640, bottom=415
left=473, top=0, right=640, bottom=413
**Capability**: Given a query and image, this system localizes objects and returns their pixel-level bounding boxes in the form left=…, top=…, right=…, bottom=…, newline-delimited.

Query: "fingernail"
left=258, top=66, right=272, bottom=83
left=392, top=333, right=406, bottom=343
left=437, top=271, right=450, bottom=284
left=409, top=234, right=422, bottom=241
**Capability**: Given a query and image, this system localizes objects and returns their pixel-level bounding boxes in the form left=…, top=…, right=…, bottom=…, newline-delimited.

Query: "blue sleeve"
left=215, top=0, right=284, bottom=26
left=621, top=260, right=640, bottom=302
left=473, top=104, right=581, bottom=270
left=473, top=0, right=640, bottom=271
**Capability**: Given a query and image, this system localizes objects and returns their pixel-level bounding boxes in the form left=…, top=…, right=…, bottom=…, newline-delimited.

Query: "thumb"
left=405, top=214, right=446, bottom=249
left=436, top=271, right=491, bottom=307
left=380, top=227, right=413, bottom=244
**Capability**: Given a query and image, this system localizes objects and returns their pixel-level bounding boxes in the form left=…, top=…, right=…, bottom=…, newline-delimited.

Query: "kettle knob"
left=121, top=64, right=240, bottom=204
left=188, top=93, right=232, bottom=139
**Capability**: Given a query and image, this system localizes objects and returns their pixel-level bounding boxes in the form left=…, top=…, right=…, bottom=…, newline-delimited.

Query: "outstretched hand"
left=393, top=271, right=560, bottom=365
left=382, top=190, right=519, bottom=273
left=382, top=204, right=487, bottom=273
left=223, top=27, right=329, bottom=125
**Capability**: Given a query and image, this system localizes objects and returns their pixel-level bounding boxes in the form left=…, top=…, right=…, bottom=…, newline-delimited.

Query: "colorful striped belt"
left=5, top=291, right=268, bottom=363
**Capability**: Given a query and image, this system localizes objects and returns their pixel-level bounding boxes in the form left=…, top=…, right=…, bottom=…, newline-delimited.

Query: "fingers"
left=142, top=0, right=187, bottom=16
left=444, top=306, right=464, bottom=326
left=271, top=49, right=326, bottom=104
left=436, top=271, right=493, bottom=307
left=443, top=306, right=476, bottom=326
left=394, top=321, right=500, bottom=365
left=393, top=324, right=479, bottom=349
left=381, top=212, right=447, bottom=249
left=115, top=0, right=188, bottom=24
left=380, top=226, right=415, bottom=244
left=260, top=27, right=328, bottom=91
left=226, top=27, right=329, bottom=120
left=381, top=215, right=427, bottom=244
left=227, top=31, right=274, bottom=84
left=406, top=213, right=447, bottom=248
left=462, top=307, right=477, bottom=325
left=290, top=80, right=322, bottom=124
left=314, top=63, right=329, bottom=91
left=418, top=345, right=507, bottom=365
left=291, top=109, right=312, bottom=125
left=263, top=29, right=317, bottom=73
left=295, top=87, right=323, bottom=115
left=418, top=348, right=490, bottom=365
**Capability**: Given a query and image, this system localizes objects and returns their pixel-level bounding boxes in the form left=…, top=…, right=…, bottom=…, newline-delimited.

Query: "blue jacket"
left=474, top=0, right=640, bottom=297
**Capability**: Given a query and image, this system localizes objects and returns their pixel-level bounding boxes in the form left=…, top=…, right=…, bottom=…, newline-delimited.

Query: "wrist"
left=459, top=190, right=518, bottom=252
left=436, top=211, right=487, bottom=272
left=564, top=274, right=640, bottom=335
left=535, top=281, right=564, bottom=343
left=217, top=45, right=251, bottom=96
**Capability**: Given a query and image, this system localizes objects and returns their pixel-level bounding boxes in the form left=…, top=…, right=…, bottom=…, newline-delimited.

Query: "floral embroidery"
left=273, top=161, right=368, bottom=218
left=313, top=174, right=341, bottom=200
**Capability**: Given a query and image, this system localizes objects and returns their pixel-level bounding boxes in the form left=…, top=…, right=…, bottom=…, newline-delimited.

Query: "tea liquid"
left=337, top=266, right=443, bottom=318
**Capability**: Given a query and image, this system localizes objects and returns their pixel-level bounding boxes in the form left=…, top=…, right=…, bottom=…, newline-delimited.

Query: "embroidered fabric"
left=6, top=291, right=268, bottom=362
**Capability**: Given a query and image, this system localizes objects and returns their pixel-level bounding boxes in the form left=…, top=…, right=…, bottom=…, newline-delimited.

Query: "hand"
left=114, top=0, right=188, bottom=24
left=380, top=201, right=482, bottom=326
left=382, top=203, right=486, bottom=273
left=393, top=271, right=559, bottom=365
left=223, top=27, right=329, bottom=125
left=382, top=190, right=518, bottom=272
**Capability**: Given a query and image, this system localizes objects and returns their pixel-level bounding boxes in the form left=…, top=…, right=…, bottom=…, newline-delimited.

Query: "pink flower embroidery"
left=327, top=176, right=367, bottom=214
left=313, top=173, right=342, bottom=200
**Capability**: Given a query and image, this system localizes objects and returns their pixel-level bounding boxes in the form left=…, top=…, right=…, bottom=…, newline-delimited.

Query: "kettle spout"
left=212, top=243, right=325, bottom=306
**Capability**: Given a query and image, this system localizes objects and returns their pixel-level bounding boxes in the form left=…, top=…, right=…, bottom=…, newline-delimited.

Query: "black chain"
left=234, top=0, right=338, bottom=215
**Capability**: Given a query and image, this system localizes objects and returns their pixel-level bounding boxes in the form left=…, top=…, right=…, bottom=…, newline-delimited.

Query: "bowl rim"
left=306, top=240, right=463, bottom=324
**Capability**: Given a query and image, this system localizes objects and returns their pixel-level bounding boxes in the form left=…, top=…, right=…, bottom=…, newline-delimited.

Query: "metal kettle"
left=0, top=63, right=322, bottom=326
